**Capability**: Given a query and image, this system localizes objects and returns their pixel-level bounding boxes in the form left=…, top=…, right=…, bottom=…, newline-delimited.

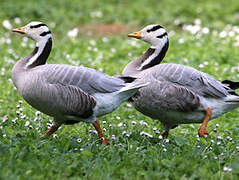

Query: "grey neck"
left=122, top=40, right=169, bottom=76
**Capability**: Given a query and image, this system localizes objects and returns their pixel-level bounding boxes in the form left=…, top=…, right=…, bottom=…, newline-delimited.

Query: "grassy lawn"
left=1, top=0, right=239, bottom=179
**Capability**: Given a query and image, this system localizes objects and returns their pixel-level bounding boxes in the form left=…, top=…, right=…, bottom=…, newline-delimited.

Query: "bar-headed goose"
left=12, top=22, right=147, bottom=145
left=123, top=24, right=239, bottom=138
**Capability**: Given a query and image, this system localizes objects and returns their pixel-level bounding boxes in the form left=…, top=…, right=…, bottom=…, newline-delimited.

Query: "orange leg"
left=198, top=108, right=212, bottom=138
left=42, top=125, right=59, bottom=137
left=92, top=120, right=110, bottom=145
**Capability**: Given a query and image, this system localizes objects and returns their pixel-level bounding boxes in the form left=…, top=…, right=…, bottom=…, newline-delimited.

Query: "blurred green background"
left=1, top=0, right=239, bottom=179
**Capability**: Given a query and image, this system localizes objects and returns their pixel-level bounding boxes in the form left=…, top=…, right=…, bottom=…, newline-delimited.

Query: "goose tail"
left=222, top=80, right=239, bottom=96
left=222, top=80, right=239, bottom=90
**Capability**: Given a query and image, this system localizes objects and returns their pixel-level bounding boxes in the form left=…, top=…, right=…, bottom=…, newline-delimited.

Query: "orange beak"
left=12, top=26, right=25, bottom=34
left=128, top=31, right=141, bottom=39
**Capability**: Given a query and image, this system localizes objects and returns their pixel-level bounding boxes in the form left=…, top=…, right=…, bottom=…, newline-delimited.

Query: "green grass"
left=1, top=0, right=239, bottom=179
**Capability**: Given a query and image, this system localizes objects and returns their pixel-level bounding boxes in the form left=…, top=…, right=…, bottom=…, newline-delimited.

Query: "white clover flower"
left=139, top=120, right=148, bottom=126
left=140, top=131, right=153, bottom=138
left=164, top=139, right=169, bottom=143
left=25, top=121, right=30, bottom=126
left=183, top=58, right=189, bottom=63
left=111, top=48, right=116, bottom=53
left=155, top=130, right=160, bottom=134
left=102, top=37, right=108, bottom=43
left=89, top=40, right=96, bottom=46
left=21, top=115, right=26, bottom=119
left=174, top=19, right=180, bottom=25
left=202, top=27, right=209, bottom=34
left=21, top=42, right=27, bottom=47
left=228, top=31, right=235, bottom=37
left=111, top=135, right=116, bottom=140
left=89, top=130, right=97, bottom=134
left=122, top=131, right=127, bottom=135
left=67, top=28, right=78, bottom=38
left=14, top=17, right=21, bottom=24
left=2, top=20, right=12, bottom=30
left=168, top=30, right=175, bottom=37
left=127, top=52, right=132, bottom=57
left=6, top=38, right=11, bottom=44
left=223, top=167, right=232, bottom=172
left=194, top=19, right=201, bottom=25
left=90, top=11, right=103, bottom=18
left=118, top=122, right=123, bottom=127
left=219, top=31, right=227, bottom=38
left=178, top=38, right=185, bottom=44
left=49, top=22, right=56, bottom=28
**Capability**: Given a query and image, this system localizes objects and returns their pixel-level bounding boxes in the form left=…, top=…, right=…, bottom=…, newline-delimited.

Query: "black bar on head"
left=147, top=25, right=163, bottom=33
left=40, top=31, right=51, bottom=36
left=156, top=32, right=168, bottom=39
left=30, top=23, right=47, bottom=29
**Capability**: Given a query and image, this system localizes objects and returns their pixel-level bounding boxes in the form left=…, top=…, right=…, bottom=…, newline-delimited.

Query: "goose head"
left=12, top=22, right=52, bottom=69
left=12, top=21, right=52, bottom=42
left=128, top=24, right=168, bottom=48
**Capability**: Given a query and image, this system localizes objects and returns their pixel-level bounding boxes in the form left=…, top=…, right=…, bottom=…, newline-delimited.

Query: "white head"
left=12, top=21, right=52, bottom=42
left=128, top=24, right=168, bottom=48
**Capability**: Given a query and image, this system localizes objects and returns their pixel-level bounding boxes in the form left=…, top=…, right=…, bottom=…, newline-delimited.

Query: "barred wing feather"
left=152, top=63, right=229, bottom=98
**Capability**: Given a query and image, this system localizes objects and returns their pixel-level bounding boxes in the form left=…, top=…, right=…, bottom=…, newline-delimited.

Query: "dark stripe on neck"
left=157, top=32, right=167, bottom=39
left=40, top=31, right=51, bottom=36
left=30, top=23, right=47, bottom=29
left=139, top=48, right=156, bottom=63
left=27, top=38, right=52, bottom=68
left=140, top=41, right=169, bottom=70
left=147, top=25, right=163, bottom=33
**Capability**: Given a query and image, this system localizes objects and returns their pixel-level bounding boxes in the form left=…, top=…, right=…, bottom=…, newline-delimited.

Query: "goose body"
left=123, top=24, right=239, bottom=137
left=12, top=22, right=147, bottom=144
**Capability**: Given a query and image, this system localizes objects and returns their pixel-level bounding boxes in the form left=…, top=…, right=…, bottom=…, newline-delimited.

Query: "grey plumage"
left=13, top=63, right=129, bottom=122
left=123, top=24, right=239, bottom=137
left=12, top=22, right=147, bottom=143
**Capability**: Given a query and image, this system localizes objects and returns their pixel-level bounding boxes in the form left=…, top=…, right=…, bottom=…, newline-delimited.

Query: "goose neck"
left=122, top=40, right=168, bottom=77
left=24, top=37, right=52, bottom=69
